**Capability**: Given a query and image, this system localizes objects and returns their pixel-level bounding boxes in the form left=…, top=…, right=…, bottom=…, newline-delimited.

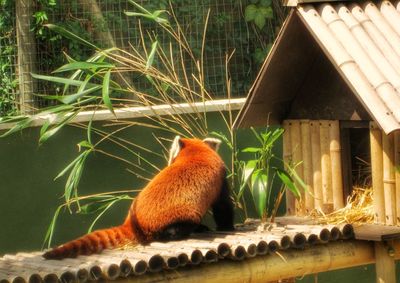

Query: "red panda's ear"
left=203, top=138, right=221, bottom=152
left=168, top=136, right=182, bottom=165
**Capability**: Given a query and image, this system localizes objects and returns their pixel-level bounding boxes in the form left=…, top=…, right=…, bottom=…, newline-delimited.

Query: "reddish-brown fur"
left=43, top=137, right=229, bottom=259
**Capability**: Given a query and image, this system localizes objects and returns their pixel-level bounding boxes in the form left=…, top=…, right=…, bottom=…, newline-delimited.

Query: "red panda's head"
left=168, top=136, right=222, bottom=165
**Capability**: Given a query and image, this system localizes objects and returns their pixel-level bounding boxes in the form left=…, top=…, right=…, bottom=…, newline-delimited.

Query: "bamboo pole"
left=320, top=121, right=333, bottom=213
left=329, top=121, right=344, bottom=210
left=290, top=120, right=305, bottom=215
left=370, top=122, right=386, bottom=224
left=300, top=120, right=314, bottom=214
left=383, top=133, right=396, bottom=226
left=283, top=120, right=295, bottom=215
left=15, top=0, right=37, bottom=114
left=394, top=131, right=400, bottom=225
left=310, top=121, right=323, bottom=210
left=116, top=241, right=378, bottom=283
left=374, top=242, right=396, bottom=283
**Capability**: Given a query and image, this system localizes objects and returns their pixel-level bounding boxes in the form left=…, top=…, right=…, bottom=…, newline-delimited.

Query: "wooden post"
left=395, top=131, right=400, bottom=225
left=382, top=133, right=396, bottom=225
left=320, top=120, right=333, bottom=213
left=329, top=121, right=345, bottom=210
left=370, top=122, right=386, bottom=224
left=300, top=120, right=314, bottom=214
left=290, top=120, right=305, bottom=215
left=16, top=0, right=36, bottom=114
left=283, top=120, right=295, bottom=216
left=374, top=242, right=396, bottom=283
left=310, top=121, right=323, bottom=210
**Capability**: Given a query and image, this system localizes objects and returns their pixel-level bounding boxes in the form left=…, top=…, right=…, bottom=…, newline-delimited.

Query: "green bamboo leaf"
left=44, top=24, right=99, bottom=50
left=0, top=117, right=33, bottom=138
left=251, top=170, right=268, bottom=218
left=43, top=205, right=62, bottom=249
left=146, top=41, right=158, bottom=70
left=102, top=69, right=115, bottom=116
left=87, top=197, right=129, bottom=232
left=275, top=168, right=301, bottom=198
left=54, top=150, right=88, bottom=180
left=237, top=160, right=257, bottom=199
left=53, top=61, right=115, bottom=73
left=242, top=147, right=262, bottom=153
left=31, top=73, right=89, bottom=87
left=39, top=112, right=78, bottom=144
left=58, top=86, right=102, bottom=104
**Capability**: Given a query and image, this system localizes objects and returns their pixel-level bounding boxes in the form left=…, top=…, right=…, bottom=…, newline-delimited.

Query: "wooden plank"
left=395, top=131, right=400, bottom=225
left=353, top=224, right=400, bottom=241
left=329, top=120, right=345, bottom=210
left=283, top=120, right=295, bottom=216
left=375, top=242, right=396, bottom=283
left=290, top=120, right=305, bottom=215
left=370, top=123, right=386, bottom=224
left=310, top=121, right=323, bottom=210
left=340, top=126, right=352, bottom=199
left=382, top=133, right=396, bottom=225
left=300, top=120, right=314, bottom=214
left=320, top=120, right=333, bottom=213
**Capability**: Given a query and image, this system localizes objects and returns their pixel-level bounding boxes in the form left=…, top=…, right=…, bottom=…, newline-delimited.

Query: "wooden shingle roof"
left=234, top=1, right=400, bottom=134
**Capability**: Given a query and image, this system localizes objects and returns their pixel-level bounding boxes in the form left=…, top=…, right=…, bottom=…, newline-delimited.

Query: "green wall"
left=0, top=112, right=397, bottom=282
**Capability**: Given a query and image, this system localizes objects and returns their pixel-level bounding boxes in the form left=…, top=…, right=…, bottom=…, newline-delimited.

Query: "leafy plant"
left=0, top=0, right=18, bottom=116
left=245, top=0, right=274, bottom=30
left=0, top=0, right=291, bottom=247
left=239, top=127, right=303, bottom=222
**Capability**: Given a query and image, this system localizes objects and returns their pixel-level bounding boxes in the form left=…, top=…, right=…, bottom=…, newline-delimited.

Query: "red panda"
left=43, top=136, right=234, bottom=259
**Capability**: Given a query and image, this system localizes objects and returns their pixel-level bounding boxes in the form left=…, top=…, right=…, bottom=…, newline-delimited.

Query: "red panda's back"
left=134, top=138, right=225, bottom=235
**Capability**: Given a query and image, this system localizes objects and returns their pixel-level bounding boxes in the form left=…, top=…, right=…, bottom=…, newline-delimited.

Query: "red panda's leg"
left=212, top=176, right=235, bottom=231
left=154, top=221, right=200, bottom=241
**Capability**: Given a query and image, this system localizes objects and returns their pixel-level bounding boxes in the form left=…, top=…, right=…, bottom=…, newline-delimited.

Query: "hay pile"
left=312, top=187, right=374, bottom=225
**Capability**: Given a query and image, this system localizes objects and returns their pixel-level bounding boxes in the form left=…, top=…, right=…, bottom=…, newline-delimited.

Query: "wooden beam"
left=354, top=224, right=400, bottom=241
left=370, top=122, right=386, bottom=224
left=117, top=241, right=378, bottom=283
left=375, top=242, right=396, bottom=283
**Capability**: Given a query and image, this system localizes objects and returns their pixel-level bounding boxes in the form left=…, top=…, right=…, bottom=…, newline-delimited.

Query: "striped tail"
left=42, top=224, right=135, bottom=260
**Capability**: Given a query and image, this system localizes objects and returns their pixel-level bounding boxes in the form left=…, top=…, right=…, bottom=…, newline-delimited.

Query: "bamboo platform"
left=0, top=219, right=355, bottom=283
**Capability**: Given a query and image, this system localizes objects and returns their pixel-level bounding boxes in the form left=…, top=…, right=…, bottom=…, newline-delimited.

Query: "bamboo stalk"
left=283, top=120, right=295, bottom=215
left=320, top=120, right=333, bottom=213
left=329, top=120, right=344, bottom=210
left=310, top=121, right=323, bottom=210
left=290, top=120, right=305, bottom=215
left=116, top=241, right=379, bottom=283
left=370, top=122, right=386, bottom=224
left=375, top=242, right=396, bottom=283
left=383, top=133, right=396, bottom=225
left=394, top=131, right=400, bottom=225
left=300, top=120, right=314, bottom=214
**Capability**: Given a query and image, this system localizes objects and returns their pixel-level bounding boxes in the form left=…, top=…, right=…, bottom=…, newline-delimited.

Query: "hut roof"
left=234, top=1, right=400, bottom=134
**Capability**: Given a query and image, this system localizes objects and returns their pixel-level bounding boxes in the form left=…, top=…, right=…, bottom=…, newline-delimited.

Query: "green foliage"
left=0, top=0, right=17, bottom=116
left=239, top=127, right=302, bottom=221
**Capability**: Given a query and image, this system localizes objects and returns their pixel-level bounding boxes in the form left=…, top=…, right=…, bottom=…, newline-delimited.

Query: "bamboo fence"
left=370, top=123, right=400, bottom=226
left=284, top=119, right=345, bottom=215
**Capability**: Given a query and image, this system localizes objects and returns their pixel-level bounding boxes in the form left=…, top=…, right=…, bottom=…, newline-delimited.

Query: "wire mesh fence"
left=0, top=0, right=283, bottom=115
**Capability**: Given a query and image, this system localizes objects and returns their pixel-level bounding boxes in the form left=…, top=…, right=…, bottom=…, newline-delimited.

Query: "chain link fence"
left=0, top=0, right=283, bottom=115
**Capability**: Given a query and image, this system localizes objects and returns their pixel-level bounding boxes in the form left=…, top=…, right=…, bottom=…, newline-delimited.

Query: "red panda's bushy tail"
left=42, top=224, right=135, bottom=260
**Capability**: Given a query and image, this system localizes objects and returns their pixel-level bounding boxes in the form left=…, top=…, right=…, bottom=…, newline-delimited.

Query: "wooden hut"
left=234, top=0, right=400, bottom=222
left=234, top=0, right=400, bottom=281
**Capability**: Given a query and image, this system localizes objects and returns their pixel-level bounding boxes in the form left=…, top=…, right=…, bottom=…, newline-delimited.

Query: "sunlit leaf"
left=251, top=169, right=268, bottom=218
left=45, top=24, right=99, bottom=50
left=53, top=62, right=115, bottom=73
left=146, top=41, right=158, bottom=70
left=275, top=168, right=301, bottom=198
